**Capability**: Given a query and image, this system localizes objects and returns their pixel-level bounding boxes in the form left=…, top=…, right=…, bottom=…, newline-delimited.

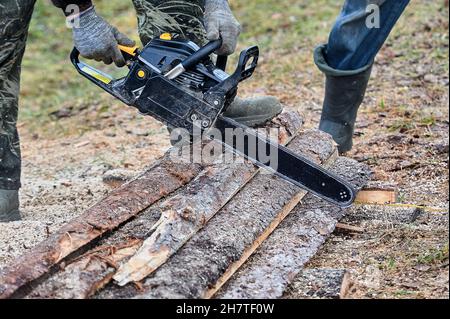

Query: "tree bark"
left=0, top=154, right=202, bottom=299
left=95, top=130, right=339, bottom=299
left=216, top=157, right=371, bottom=299
left=111, top=112, right=304, bottom=286
left=283, top=269, right=352, bottom=299
left=7, top=111, right=302, bottom=299
left=112, top=162, right=257, bottom=286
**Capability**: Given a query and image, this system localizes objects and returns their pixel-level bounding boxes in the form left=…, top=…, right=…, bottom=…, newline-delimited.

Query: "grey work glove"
left=72, top=6, right=135, bottom=67
left=204, top=0, right=241, bottom=56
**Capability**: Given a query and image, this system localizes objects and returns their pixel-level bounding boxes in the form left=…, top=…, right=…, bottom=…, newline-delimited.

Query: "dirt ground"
left=0, top=0, right=448, bottom=299
left=301, top=2, right=449, bottom=299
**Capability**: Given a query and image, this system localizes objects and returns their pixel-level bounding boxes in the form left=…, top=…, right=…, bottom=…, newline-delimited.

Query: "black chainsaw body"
left=70, top=37, right=358, bottom=208
left=71, top=38, right=258, bottom=133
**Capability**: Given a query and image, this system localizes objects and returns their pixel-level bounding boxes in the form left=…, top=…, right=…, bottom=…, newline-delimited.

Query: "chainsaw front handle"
left=165, top=39, right=224, bottom=79
left=182, top=39, right=222, bottom=69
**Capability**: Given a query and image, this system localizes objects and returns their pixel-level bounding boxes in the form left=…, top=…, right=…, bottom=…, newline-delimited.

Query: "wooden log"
left=283, top=269, right=352, bottom=299
left=95, top=129, right=339, bottom=299
left=20, top=110, right=303, bottom=299
left=109, top=112, right=303, bottom=286
left=347, top=204, right=424, bottom=224
left=0, top=153, right=203, bottom=299
left=355, top=182, right=397, bottom=205
left=112, top=161, right=257, bottom=286
left=27, top=165, right=257, bottom=298
left=111, top=112, right=303, bottom=286
left=27, top=210, right=163, bottom=299
left=216, top=157, right=371, bottom=299
left=27, top=240, right=143, bottom=299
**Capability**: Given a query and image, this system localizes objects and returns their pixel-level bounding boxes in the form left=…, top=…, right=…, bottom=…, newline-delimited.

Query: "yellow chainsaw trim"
left=118, top=45, right=139, bottom=57
left=80, top=64, right=112, bottom=84
left=160, top=33, right=172, bottom=40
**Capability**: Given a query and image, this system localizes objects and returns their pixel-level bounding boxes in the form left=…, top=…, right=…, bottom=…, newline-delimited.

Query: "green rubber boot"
left=314, top=44, right=373, bottom=154
left=0, top=189, right=21, bottom=223
left=223, top=96, right=283, bottom=127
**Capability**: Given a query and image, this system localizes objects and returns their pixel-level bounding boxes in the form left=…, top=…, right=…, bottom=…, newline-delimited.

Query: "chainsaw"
left=70, top=35, right=356, bottom=207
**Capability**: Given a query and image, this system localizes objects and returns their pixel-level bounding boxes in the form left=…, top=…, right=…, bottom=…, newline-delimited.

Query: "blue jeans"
left=325, top=0, right=410, bottom=71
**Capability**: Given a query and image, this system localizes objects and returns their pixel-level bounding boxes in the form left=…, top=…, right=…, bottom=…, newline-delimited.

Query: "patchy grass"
left=417, top=244, right=449, bottom=266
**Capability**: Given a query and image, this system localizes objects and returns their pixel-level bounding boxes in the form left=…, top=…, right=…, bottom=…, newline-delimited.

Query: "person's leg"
left=131, top=0, right=207, bottom=46
left=326, top=0, right=410, bottom=71
left=0, top=0, right=37, bottom=222
left=315, top=0, right=410, bottom=153
left=131, top=0, right=283, bottom=129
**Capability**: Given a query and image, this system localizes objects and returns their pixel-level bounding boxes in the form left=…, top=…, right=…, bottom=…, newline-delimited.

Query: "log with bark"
left=283, top=269, right=353, bottom=299
left=346, top=204, right=424, bottom=224
left=94, top=129, right=340, bottom=299
left=216, top=157, right=371, bottom=299
left=29, top=161, right=258, bottom=298
left=112, top=161, right=257, bottom=286
left=0, top=155, right=203, bottom=299
left=1, top=111, right=303, bottom=299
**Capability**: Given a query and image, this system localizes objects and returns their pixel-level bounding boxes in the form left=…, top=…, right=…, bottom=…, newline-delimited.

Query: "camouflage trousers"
left=132, top=0, right=207, bottom=46
left=0, top=0, right=206, bottom=190
left=0, top=0, right=36, bottom=190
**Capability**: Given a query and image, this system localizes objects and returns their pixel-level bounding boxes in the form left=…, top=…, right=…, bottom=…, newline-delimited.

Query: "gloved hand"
left=72, top=6, right=135, bottom=67
left=204, top=0, right=241, bottom=56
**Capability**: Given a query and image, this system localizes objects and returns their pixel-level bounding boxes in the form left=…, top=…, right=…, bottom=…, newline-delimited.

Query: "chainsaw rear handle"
left=70, top=45, right=138, bottom=95
left=70, top=48, right=110, bottom=89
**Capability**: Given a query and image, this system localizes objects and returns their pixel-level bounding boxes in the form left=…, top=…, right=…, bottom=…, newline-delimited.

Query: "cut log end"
left=356, top=188, right=398, bottom=205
